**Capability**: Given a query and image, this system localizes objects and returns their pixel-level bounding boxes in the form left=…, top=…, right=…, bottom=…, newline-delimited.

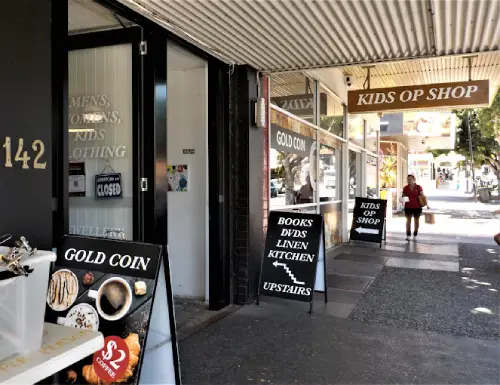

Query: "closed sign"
left=95, top=173, right=122, bottom=199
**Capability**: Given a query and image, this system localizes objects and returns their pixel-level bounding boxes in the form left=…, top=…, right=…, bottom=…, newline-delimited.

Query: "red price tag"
left=93, top=336, right=130, bottom=383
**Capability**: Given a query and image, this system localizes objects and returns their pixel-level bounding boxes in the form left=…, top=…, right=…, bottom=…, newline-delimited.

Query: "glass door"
left=67, top=42, right=140, bottom=240
left=348, top=149, right=362, bottom=201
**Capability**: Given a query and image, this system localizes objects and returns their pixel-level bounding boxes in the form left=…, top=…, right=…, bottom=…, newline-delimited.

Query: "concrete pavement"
left=179, top=235, right=500, bottom=385
left=386, top=186, right=500, bottom=239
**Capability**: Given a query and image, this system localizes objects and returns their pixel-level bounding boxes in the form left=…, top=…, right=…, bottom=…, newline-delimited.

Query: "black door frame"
left=55, top=0, right=232, bottom=311
left=66, top=27, right=143, bottom=241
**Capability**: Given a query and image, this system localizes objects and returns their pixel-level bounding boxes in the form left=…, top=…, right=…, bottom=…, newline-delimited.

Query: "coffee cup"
left=57, top=303, right=99, bottom=331
left=88, top=277, right=132, bottom=321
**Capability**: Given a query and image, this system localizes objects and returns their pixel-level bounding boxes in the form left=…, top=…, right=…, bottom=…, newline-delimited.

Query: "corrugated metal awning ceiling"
left=341, top=51, right=500, bottom=102
left=118, top=0, right=499, bottom=72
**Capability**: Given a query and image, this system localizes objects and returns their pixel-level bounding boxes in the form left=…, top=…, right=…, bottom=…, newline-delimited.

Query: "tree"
left=427, top=149, right=451, bottom=158
left=320, top=115, right=343, bottom=137
left=278, top=152, right=306, bottom=205
left=452, top=91, right=500, bottom=188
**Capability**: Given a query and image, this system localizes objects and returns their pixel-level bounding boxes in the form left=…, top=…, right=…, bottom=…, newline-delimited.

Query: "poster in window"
left=167, top=165, right=188, bottom=192
left=69, top=161, right=86, bottom=197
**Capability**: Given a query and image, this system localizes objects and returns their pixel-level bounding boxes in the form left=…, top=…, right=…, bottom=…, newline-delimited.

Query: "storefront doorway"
left=61, top=0, right=228, bottom=313
left=166, top=41, right=209, bottom=301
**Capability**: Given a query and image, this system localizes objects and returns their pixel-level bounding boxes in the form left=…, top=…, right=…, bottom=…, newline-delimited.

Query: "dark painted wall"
left=207, top=58, right=231, bottom=310
left=0, top=0, right=52, bottom=249
left=230, top=66, right=264, bottom=304
left=247, top=70, right=265, bottom=303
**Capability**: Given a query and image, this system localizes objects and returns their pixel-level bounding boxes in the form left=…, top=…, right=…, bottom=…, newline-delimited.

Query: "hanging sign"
left=43, top=235, right=180, bottom=385
left=258, top=211, right=327, bottom=312
left=270, top=124, right=315, bottom=157
left=95, top=173, right=123, bottom=199
left=271, top=93, right=328, bottom=117
left=348, top=80, right=489, bottom=113
left=350, top=197, right=387, bottom=245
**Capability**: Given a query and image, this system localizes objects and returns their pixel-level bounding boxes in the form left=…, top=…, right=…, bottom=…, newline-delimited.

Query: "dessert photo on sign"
left=44, top=265, right=157, bottom=385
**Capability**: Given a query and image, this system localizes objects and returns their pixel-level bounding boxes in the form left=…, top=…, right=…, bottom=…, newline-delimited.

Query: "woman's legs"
left=414, top=215, right=420, bottom=236
left=405, top=214, right=412, bottom=239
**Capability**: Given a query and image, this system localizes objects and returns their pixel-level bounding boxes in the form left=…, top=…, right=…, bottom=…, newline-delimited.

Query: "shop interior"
left=269, top=72, right=381, bottom=246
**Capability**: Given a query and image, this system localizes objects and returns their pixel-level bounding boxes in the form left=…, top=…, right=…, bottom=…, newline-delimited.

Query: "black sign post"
left=257, top=211, right=327, bottom=314
left=349, top=197, right=388, bottom=247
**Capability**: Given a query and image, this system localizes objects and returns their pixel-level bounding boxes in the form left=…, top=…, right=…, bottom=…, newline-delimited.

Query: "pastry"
left=66, top=370, right=77, bottom=383
left=82, top=333, right=141, bottom=384
left=134, top=281, right=147, bottom=296
left=82, top=271, right=94, bottom=286
left=47, top=270, right=78, bottom=311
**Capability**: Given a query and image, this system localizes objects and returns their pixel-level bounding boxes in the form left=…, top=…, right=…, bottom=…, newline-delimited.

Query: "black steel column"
left=229, top=66, right=264, bottom=305
left=52, top=0, right=69, bottom=245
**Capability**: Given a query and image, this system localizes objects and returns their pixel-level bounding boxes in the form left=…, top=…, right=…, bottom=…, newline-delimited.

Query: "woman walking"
left=402, top=175, right=428, bottom=241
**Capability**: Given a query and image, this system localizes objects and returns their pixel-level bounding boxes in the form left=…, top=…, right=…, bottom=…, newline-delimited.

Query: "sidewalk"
left=387, top=186, right=500, bottom=238
left=179, top=236, right=500, bottom=384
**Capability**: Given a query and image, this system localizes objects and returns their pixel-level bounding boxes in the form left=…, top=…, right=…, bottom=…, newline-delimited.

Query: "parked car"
left=270, top=181, right=278, bottom=198
left=271, top=178, right=285, bottom=194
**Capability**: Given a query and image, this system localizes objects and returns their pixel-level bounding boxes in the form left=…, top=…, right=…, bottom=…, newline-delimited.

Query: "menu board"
left=42, top=235, right=178, bottom=385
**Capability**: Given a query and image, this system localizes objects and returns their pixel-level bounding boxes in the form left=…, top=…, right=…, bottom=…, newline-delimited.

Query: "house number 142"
left=2, top=137, right=47, bottom=170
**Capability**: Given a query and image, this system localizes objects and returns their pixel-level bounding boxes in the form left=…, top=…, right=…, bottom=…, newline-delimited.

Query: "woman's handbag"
left=417, top=186, right=427, bottom=207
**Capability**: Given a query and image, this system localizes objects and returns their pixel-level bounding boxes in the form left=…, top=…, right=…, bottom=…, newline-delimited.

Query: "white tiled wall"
left=68, top=44, right=133, bottom=240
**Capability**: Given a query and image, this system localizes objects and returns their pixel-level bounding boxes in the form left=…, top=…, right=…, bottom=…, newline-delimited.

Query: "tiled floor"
left=324, top=234, right=465, bottom=319
left=174, top=297, right=239, bottom=340
left=328, top=259, right=384, bottom=278
left=385, top=257, right=459, bottom=272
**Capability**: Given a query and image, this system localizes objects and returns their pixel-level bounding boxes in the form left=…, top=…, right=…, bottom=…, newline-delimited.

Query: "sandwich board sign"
left=350, top=197, right=387, bottom=247
left=257, top=211, right=327, bottom=313
left=42, top=235, right=181, bottom=385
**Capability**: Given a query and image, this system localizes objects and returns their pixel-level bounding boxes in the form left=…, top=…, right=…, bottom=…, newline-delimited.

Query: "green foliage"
left=453, top=91, right=500, bottom=174
left=380, top=143, right=397, bottom=188
left=427, top=149, right=451, bottom=158
left=320, top=116, right=344, bottom=137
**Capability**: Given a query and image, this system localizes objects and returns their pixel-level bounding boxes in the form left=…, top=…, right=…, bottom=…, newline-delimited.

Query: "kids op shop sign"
left=350, top=198, right=388, bottom=246
left=348, top=80, right=489, bottom=114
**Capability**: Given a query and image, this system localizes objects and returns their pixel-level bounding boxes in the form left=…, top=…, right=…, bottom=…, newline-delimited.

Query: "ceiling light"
left=69, top=128, right=96, bottom=133
left=82, top=112, right=104, bottom=123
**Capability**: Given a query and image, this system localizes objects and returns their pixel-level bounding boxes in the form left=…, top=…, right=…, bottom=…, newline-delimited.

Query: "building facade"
left=266, top=72, right=381, bottom=250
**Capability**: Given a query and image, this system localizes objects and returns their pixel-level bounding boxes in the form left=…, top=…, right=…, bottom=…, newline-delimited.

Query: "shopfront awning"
left=339, top=52, right=500, bottom=104
left=117, top=0, right=499, bottom=72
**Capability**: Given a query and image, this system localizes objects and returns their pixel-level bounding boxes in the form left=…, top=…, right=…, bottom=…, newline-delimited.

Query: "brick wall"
left=229, top=66, right=265, bottom=305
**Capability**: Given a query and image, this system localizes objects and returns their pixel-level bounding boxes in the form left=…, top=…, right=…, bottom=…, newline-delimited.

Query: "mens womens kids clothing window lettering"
left=68, top=44, right=133, bottom=240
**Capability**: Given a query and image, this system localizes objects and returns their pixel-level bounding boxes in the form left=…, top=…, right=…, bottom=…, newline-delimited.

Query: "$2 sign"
left=93, top=336, right=130, bottom=382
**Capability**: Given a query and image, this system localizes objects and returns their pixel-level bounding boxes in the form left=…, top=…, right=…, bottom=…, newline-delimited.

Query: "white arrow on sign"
left=272, top=261, right=305, bottom=285
left=355, top=227, right=379, bottom=235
